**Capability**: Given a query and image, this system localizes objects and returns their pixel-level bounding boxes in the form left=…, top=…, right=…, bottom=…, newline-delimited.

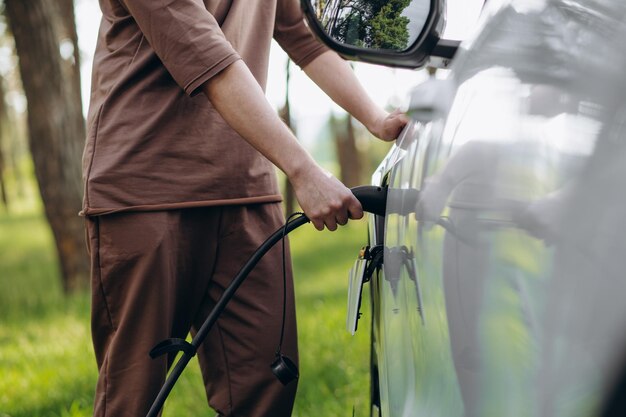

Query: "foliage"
left=368, top=2, right=412, bottom=50
left=0, top=197, right=373, bottom=416
left=321, top=0, right=412, bottom=50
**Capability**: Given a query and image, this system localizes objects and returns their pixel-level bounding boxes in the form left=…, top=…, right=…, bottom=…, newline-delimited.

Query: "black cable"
left=277, top=212, right=305, bottom=355
left=147, top=213, right=310, bottom=417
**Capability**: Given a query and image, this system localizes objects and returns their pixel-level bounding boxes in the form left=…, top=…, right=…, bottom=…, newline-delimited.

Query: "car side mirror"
left=301, top=0, right=458, bottom=68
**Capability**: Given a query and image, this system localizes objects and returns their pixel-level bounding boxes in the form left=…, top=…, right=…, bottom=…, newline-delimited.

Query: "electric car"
left=303, top=1, right=626, bottom=416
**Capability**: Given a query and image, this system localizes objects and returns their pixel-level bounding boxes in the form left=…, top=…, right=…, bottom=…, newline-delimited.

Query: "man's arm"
left=303, top=51, right=409, bottom=141
left=201, top=60, right=362, bottom=231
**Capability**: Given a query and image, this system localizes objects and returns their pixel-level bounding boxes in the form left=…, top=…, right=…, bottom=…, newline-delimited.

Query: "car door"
left=373, top=1, right=626, bottom=417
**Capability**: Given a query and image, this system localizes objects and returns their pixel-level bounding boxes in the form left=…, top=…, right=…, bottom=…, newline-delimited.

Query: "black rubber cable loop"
left=149, top=338, right=196, bottom=358
left=276, top=212, right=305, bottom=355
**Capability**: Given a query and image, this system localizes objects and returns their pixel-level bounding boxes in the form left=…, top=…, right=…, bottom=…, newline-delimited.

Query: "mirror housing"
left=301, top=0, right=456, bottom=69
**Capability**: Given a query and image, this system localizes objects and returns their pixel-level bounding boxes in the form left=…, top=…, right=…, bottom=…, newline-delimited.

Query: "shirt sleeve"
left=120, top=0, right=241, bottom=96
left=274, top=0, right=329, bottom=68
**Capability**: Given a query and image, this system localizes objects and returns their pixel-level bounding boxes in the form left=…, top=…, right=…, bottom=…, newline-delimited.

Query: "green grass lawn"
left=0, top=203, right=372, bottom=417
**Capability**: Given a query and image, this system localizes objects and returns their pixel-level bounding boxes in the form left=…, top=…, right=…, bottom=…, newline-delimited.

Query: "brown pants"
left=86, top=204, right=298, bottom=417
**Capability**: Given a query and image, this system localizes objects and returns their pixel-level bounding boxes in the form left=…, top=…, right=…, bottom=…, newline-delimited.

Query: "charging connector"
left=351, top=185, right=388, bottom=217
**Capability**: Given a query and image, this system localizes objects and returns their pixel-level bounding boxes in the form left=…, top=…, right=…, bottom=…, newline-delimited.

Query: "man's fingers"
left=348, top=199, right=364, bottom=220
left=390, top=109, right=409, bottom=122
left=310, top=213, right=338, bottom=231
left=311, top=218, right=325, bottom=231
left=311, top=206, right=354, bottom=231
left=381, top=110, right=410, bottom=141
left=325, top=217, right=338, bottom=231
left=336, top=212, right=349, bottom=226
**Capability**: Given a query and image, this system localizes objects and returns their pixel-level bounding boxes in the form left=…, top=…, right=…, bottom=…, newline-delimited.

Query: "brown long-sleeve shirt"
left=82, top=0, right=327, bottom=216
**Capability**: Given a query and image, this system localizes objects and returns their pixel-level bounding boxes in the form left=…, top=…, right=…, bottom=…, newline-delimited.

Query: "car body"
left=304, top=0, right=626, bottom=416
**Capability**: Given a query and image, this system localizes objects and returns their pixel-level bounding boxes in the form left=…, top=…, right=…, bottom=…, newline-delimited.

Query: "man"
left=82, top=0, right=408, bottom=416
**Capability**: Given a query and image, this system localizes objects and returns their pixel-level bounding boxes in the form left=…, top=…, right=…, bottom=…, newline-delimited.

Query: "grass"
left=0, top=199, right=372, bottom=416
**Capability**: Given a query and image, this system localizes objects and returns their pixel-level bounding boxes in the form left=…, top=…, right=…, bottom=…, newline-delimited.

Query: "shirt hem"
left=292, top=43, right=329, bottom=69
left=80, top=194, right=283, bottom=217
left=185, top=53, right=242, bottom=97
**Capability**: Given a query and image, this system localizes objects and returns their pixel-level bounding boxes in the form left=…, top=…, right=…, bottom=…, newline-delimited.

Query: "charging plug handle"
left=351, top=185, right=387, bottom=217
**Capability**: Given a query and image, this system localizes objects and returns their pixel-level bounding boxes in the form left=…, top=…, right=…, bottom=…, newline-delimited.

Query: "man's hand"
left=368, top=109, right=410, bottom=142
left=289, top=162, right=363, bottom=231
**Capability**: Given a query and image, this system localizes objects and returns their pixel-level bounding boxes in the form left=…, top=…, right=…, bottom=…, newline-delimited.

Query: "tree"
left=278, top=58, right=297, bottom=215
left=368, top=1, right=411, bottom=50
left=0, top=76, right=9, bottom=209
left=331, top=113, right=363, bottom=188
left=320, top=0, right=411, bottom=50
left=5, top=0, right=89, bottom=292
left=57, top=0, right=82, bottom=105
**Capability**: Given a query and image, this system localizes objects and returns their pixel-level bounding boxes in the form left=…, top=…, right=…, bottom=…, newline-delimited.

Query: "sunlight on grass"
left=0, top=314, right=95, bottom=417
left=289, top=223, right=372, bottom=416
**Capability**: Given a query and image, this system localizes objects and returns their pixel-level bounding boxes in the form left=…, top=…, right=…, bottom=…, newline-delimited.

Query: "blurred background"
left=0, top=0, right=481, bottom=416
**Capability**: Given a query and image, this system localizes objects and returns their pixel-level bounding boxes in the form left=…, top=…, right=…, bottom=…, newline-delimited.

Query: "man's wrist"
left=365, top=109, right=388, bottom=139
left=281, top=152, right=316, bottom=185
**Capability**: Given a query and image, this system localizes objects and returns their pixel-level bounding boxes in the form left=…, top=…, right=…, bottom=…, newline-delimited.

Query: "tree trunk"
left=5, top=0, right=89, bottom=292
left=333, top=114, right=362, bottom=188
left=56, top=0, right=83, bottom=107
left=279, top=59, right=296, bottom=215
left=0, top=161, right=6, bottom=210
left=0, top=77, right=9, bottom=209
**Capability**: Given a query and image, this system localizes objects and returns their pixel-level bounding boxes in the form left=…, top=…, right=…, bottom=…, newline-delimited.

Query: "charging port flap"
left=346, top=245, right=383, bottom=335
